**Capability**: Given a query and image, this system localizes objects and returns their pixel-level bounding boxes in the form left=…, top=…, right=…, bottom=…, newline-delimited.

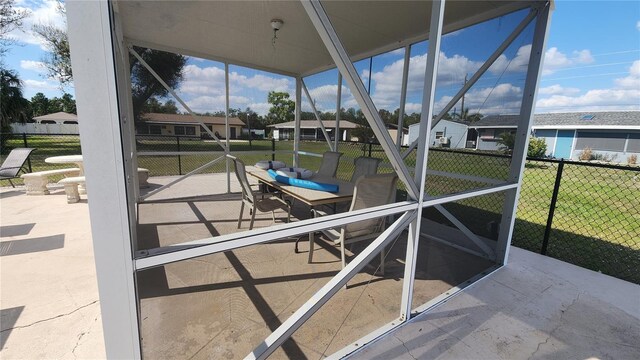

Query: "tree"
left=0, top=0, right=30, bottom=58
left=142, top=97, right=179, bottom=114
left=266, top=91, right=295, bottom=124
left=1, top=69, right=31, bottom=132
left=32, top=23, right=72, bottom=86
left=130, top=47, right=187, bottom=122
left=30, top=92, right=50, bottom=117
left=528, top=137, right=547, bottom=158
left=496, top=131, right=516, bottom=154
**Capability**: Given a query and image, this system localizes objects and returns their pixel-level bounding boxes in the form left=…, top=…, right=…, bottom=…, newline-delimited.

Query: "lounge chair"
left=0, top=148, right=36, bottom=187
left=229, top=155, right=291, bottom=230
left=308, top=173, right=398, bottom=274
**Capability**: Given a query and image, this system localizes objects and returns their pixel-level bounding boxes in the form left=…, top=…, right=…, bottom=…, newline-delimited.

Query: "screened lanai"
left=66, top=1, right=552, bottom=358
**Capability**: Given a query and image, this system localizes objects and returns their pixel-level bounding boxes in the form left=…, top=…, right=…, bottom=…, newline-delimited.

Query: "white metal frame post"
left=294, top=77, right=302, bottom=167
left=67, top=1, right=140, bottom=358
left=399, top=0, right=446, bottom=320
left=497, top=2, right=552, bottom=264
left=225, top=63, right=231, bottom=193
left=396, top=45, right=411, bottom=149
left=335, top=72, right=342, bottom=150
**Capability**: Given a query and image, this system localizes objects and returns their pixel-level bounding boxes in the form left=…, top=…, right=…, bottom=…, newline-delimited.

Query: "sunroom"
left=65, top=0, right=552, bottom=358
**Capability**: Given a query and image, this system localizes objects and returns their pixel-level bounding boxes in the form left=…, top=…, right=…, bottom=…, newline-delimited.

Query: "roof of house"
left=468, top=111, right=640, bottom=129
left=33, top=112, right=78, bottom=121
left=141, top=113, right=245, bottom=126
left=269, top=120, right=358, bottom=129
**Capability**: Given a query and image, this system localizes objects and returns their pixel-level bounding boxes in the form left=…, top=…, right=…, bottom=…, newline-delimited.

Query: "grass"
left=2, top=134, right=638, bottom=283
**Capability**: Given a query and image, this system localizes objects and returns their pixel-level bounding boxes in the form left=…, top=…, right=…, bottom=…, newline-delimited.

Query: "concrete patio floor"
left=1, top=175, right=639, bottom=359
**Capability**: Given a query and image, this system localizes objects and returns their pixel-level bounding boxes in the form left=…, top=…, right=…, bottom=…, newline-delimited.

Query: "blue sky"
left=4, top=0, right=639, bottom=116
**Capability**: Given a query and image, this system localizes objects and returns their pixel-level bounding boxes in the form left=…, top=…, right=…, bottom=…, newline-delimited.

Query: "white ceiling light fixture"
left=271, top=19, right=283, bottom=46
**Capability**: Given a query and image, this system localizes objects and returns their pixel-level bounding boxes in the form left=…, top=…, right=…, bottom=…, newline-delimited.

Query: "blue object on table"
left=267, top=169, right=339, bottom=193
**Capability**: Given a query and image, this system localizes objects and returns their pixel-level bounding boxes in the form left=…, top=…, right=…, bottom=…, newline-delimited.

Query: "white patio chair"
left=229, top=155, right=291, bottom=230
left=308, top=173, right=398, bottom=274
left=315, top=151, right=343, bottom=178
left=350, top=156, right=381, bottom=183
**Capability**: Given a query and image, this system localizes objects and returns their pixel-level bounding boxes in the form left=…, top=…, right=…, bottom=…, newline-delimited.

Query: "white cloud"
left=541, top=47, right=594, bottom=75
left=614, top=60, right=640, bottom=89
left=637, top=20, right=640, bottom=31
left=20, top=60, right=46, bottom=73
left=180, top=64, right=292, bottom=98
left=7, top=0, right=66, bottom=50
left=536, top=88, right=640, bottom=112
left=489, top=45, right=531, bottom=75
left=404, top=102, right=422, bottom=114
left=306, top=84, right=354, bottom=112
left=536, top=60, right=640, bottom=112
left=538, top=84, right=580, bottom=96
left=247, top=102, right=271, bottom=116
left=24, top=78, right=58, bottom=91
left=185, top=95, right=251, bottom=113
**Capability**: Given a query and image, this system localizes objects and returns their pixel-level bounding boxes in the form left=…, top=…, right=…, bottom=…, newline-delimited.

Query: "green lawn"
left=2, top=134, right=638, bottom=283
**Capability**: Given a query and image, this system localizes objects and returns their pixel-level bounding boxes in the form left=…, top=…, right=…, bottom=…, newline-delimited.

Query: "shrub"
left=527, top=137, right=547, bottom=158
left=496, top=132, right=515, bottom=154
left=628, top=154, right=637, bottom=165
left=578, top=147, right=592, bottom=161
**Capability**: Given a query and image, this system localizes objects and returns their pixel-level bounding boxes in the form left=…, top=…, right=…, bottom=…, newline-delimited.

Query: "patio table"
left=45, top=155, right=86, bottom=194
left=247, top=167, right=354, bottom=207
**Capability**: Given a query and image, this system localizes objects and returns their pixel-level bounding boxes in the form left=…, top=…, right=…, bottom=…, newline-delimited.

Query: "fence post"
left=541, top=159, right=564, bottom=255
left=22, top=133, right=32, bottom=172
left=176, top=136, right=182, bottom=175
left=271, top=138, right=276, bottom=161
left=368, top=142, right=373, bottom=157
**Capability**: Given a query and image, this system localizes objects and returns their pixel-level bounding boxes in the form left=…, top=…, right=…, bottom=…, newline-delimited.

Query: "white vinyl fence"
left=10, top=123, right=79, bottom=134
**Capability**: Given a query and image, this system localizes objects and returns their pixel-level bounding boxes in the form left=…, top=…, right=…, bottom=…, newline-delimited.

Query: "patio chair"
left=350, top=156, right=381, bottom=183
left=229, top=155, right=291, bottom=230
left=315, top=151, right=343, bottom=178
left=308, top=173, right=398, bottom=274
left=0, top=148, right=36, bottom=187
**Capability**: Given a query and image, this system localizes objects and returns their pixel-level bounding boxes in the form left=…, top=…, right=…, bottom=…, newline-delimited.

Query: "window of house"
left=175, top=126, right=185, bottom=135
left=185, top=126, right=196, bottom=136
left=435, top=131, right=444, bottom=139
left=41, top=120, right=56, bottom=124
left=479, top=129, right=495, bottom=139
left=149, top=125, right=162, bottom=135
left=575, top=131, right=626, bottom=152
left=63, top=121, right=78, bottom=124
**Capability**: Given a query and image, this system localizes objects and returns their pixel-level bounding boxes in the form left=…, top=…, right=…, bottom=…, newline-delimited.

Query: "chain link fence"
left=514, top=158, right=640, bottom=284
left=3, top=133, right=638, bottom=283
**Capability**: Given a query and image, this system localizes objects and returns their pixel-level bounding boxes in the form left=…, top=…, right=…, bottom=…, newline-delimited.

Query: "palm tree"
left=0, top=68, right=31, bottom=133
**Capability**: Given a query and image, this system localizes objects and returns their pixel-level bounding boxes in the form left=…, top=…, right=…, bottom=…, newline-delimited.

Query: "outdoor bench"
left=21, top=168, right=80, bottom=195
left=58, top=176, right=85, bottom=204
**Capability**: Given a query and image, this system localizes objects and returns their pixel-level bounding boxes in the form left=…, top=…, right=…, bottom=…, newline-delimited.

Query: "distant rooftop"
left=269, top=120, right=358, bottom=129
left=141, top=113, right=245, bottom=126
left=33, top=112, right=77, bottom=122
left=469, top=111, right=640, bottom=128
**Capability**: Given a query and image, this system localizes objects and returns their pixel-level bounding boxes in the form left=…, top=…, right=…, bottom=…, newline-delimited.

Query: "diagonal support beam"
left=302, top=0, right=419, bottom=200
left=128, top=46, right=228, bottom=152
left=247, top=211, right=416, bottom=360
left=301, top=79, right=334, bottom=151
left=431, top=8, right=538, bottom=129
left=139, top=155, right=226, bottom=200
left=399, top=8, right=538, bottom=156
left=434, top=204, right=495, bottom=258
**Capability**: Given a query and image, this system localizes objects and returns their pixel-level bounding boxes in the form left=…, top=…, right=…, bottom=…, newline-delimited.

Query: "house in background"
left=385, top=123, right=410, bottom=146
left=408, top=119, right=469, bottom=149
left=11, top=112, right=80, bottom=134
left=138, top=113, right=244, bottom=139
left=467, top=111, right=640, bottom=160
left=270, top=120, right=358, bottom=141
left=33, top=112, right=78, bottom=124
